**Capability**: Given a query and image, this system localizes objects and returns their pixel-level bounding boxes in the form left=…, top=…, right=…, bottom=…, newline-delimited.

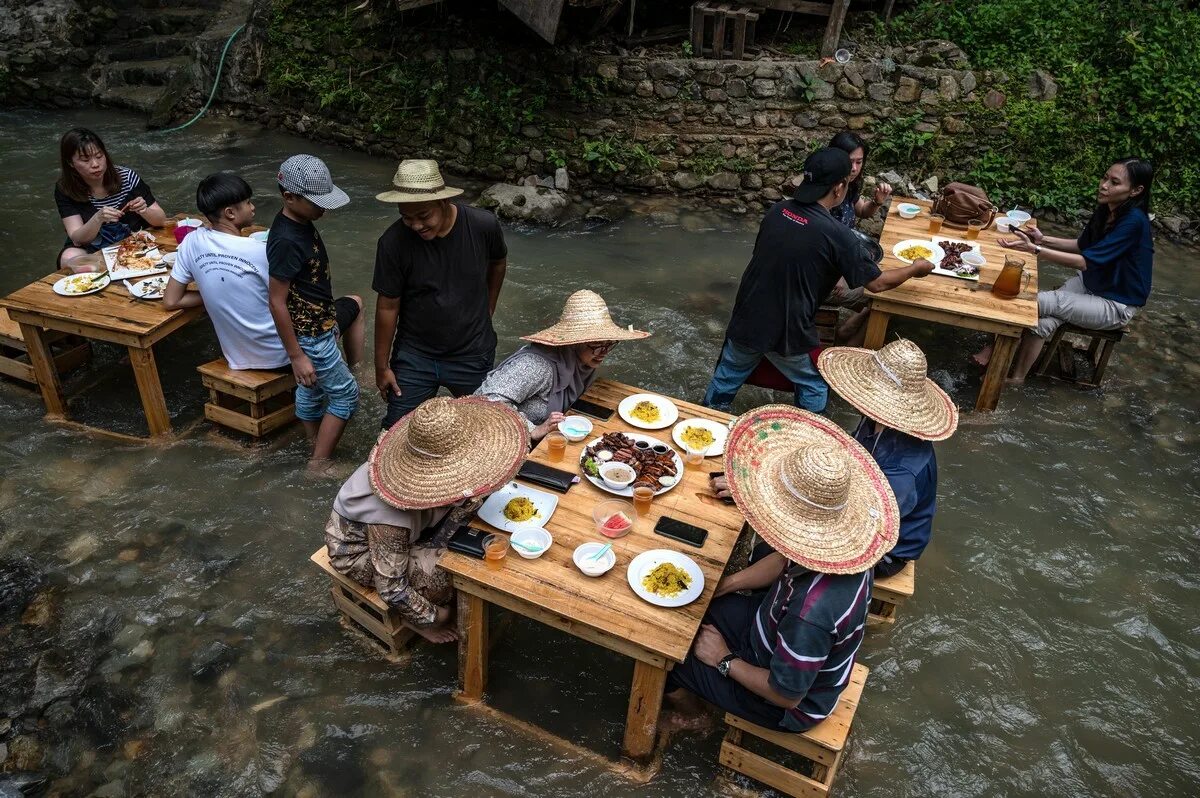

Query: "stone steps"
left=105, top=35, right=192, bottom=63
left=105, top=56, right=191, bottom=87
left=95, top=85, right=168, bottom=115
left=115, top=7, right=213, bottom=37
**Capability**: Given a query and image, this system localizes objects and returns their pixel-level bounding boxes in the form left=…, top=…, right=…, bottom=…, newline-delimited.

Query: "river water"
left=0, top=109, right=1197, bottom=797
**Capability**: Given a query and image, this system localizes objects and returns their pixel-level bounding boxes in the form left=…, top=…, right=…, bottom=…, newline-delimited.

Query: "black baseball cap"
left=793, top=148, right=852, bottom=203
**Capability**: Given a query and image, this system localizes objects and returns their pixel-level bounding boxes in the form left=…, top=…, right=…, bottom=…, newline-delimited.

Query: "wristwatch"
left=1034, top=244, right=1042, bottom=255
left=717, top=653, right=738, bottom=678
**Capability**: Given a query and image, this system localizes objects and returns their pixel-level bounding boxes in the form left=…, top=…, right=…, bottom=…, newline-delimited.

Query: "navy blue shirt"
left=853, top=418, right=937, bottom=561
left=1077, top=207, right=1153, bottom=307
left=832, top=186, right=860, bottom=228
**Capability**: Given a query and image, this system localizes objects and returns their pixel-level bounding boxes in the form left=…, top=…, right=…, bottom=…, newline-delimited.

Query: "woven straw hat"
left=725, top=405, right=899, bottom=574
left=521, top=290, right=650, bottom=346
left=817, top=339, right=958, bottom=441
left=368, top=396, right=528, bottom=510
left=376, top=159, right=464, bottom=204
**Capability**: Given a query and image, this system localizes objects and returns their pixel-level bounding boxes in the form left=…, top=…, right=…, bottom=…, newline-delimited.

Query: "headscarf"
left=513, top=342, right=597, bottom=415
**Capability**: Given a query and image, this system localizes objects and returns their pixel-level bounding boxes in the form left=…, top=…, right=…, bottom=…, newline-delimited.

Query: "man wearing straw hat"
left=663, top=405, right=899, bottom=732
left=373, top=160, right=509, bottom=429
left=325, top=396, right=528, bottom=643
left=703, top=147, right=934, bottom=414
left=818, top=338, right=958, bottom=578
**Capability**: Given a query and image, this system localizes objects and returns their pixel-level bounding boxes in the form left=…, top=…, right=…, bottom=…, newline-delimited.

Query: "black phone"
left=569, top=398, right=614, bottom=421
left=654, top=516, right=708, bottom=547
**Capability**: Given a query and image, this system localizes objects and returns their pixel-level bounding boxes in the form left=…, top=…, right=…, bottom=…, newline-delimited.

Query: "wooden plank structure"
left=310, top=547, right=416, bottom=662
left=198, top=358, right=296, bottom=437
left=1035, top=323, right=1127, bottom=389
left=691, top=2, right=761, bottom=60
left=0, top=309, right=91, bottom=385
left=719, top=662, right=868, bottom=796
left=751, top=0, right=852, bottom=59
left=441, top=379, right=745, bottom=772
left=868, top=559, right=913, bottom=624
left=865, top=198, right=1039, bottom=412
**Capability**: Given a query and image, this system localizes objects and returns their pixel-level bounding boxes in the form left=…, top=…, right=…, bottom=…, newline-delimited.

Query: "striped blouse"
left=54, top=166, right=157, bottom=247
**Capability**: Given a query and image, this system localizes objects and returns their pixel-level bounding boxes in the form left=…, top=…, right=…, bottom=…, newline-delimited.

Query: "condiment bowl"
left=897, top=203, right=921, bottom=219
left=995, top=216, right=1014, bottom=232
left=1007, top=210, right=1032, bottom=227
left=557, top=415, right=592, bottom=442
left=249, top=230, right=269, bottom=243
left=592, top=499, right=636, bottom=538
left=573, top=542, right=616, bottom=576
left=511, top=528, right=552, bottom=559
left=599, top=462, right=636, bottom=490
left=961, top=251, right=986, bottom=269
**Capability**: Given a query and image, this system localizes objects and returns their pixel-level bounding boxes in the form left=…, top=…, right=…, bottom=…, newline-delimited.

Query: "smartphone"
left=654, top=516, right=708, bottom=547
left=570, top=398, right=614, bottom=421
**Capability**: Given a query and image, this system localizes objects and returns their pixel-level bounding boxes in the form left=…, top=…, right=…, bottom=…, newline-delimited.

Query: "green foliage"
left=871, top=113, right=935, bottom=164
left=546, top=148, right=568, bottom=169
left=792, top=72, right=818, bottom=103
left=892, top=0, right=1200, bottom=211
left=580, top=137, right=660, bottom=176
left=683, top=146, right=726, bottom=177
left=680, top=40, right=694, bottom=58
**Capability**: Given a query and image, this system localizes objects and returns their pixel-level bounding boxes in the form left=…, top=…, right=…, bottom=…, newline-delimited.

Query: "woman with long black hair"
left=828, top=131, right=893, bottom=227
left=973, top=157, right=1154, bottom=381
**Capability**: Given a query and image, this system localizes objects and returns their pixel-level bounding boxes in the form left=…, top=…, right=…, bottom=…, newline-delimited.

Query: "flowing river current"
left=0, top=109, right=1197, bottom=797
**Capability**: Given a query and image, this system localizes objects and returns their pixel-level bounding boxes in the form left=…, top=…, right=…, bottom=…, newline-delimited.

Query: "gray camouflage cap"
left=277, top=154, right=349, bottom=209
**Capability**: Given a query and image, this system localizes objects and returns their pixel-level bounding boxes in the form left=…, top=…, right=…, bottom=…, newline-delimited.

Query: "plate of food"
left=476, top=482, right=559, bottom=534
left=892, top=239, right=945, bottom=265
left=930, top=237, right=983, bottom=280
left=53, top=272, right=111, bottom=297
left=627, top=549, right=704, bottom=607
left=580, top=431, right=684, bottom=497
left=672, top=418, right=728, bottom=457
left=102, top=231, right=168, bottom=280
left=618, top=393, right=679, bottom=430
left=124, top=275, right=169, bottom=299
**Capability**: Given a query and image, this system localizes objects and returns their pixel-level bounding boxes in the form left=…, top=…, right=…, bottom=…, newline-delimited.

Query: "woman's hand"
left=999, top=236, right=1037, bottom=254
left=531, top=411, right=566, bottom=441
left=873, top=182, right=893, bottom=205
left=693, top=623, right=732, bottom=667
left=123, top=196, right=148, bottom=216
left=96, top=205, right=123, bottom=224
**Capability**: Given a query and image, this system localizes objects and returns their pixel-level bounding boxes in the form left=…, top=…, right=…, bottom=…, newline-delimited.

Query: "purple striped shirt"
left=749, top=565, right=871, bottom=731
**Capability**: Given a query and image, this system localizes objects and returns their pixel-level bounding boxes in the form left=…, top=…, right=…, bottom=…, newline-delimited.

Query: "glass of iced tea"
left=545, top=432, right=566, bottom=463
left=632, top=485, right=654, bottom=515
left=966, top=219, right=983, bottom=240
left=928, top=213, right=944, bottom=234
left=483, top=534, right=509, bottom=570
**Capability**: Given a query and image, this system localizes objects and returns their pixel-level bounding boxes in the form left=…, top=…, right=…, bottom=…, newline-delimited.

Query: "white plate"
left=929, top=236, right=983, bottom=281
left=627, top=549, right=705, bottom=608
left=476, top=482, right=559, bottom=533
left=671, top=417, right=728, bottom=457
left=103, top=244, right=168, bottom=280
left=618, top=393, right=679, bottom=430
left=53, top=272, right=110, bottom=296
left=579, top=432, right=684, bottom=497
left=125, top=275, right=169, bottom=299
left=891, top=239, right=945, bottom=265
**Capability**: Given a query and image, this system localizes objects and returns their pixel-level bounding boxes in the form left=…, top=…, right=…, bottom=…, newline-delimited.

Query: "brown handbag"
left=931, top=183, right=998, bottom=227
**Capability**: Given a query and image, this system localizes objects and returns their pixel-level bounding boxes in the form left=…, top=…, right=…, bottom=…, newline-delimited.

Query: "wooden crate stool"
left=720, top=662, right=868, bottom=797
left=310, top=547, right=416, bottom=661
left=750, top=0, right=852, bottom=59
left=868, top=560, right=914, bottom=624
left=691, top=1, right=760, bottom=59
left=198, top=358, right=296, bottom=437
left=0, top=309, right=91, bottom=385
left=1034, top=323, right=1126, bottom=389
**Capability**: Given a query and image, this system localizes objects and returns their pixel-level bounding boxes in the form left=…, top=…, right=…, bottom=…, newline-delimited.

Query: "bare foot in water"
left=659, top=707, right=715, bottom=735
left=409, top=623, right=457, bottom=644
left=971, top=343, right=994, bottom=368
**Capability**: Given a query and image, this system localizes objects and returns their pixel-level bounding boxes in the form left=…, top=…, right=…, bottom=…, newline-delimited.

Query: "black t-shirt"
left=372, top=203, right=507, bottom=360
left=725, top=200, right=882, bottom=356
left=267, top=212, right=337, bottom=338
left=54, top=166, right=157, bottom=248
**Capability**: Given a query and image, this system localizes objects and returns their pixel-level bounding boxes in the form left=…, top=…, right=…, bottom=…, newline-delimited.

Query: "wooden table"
left=0, top=222, right=203, bottom=439
left=866, top=197, right=1039, bottom=411
left=441, top=379, right=745, bottom=770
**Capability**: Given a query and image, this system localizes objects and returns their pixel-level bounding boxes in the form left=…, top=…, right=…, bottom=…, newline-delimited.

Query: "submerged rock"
left=190, top=641, right=237, bottom=681
left=0, top=558, right=44, bottom=624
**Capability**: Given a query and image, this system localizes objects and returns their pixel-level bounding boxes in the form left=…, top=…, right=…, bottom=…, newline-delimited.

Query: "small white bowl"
left=557, top=415, right=592, bottom=442
left=573, top=542, right=616, bottom=576
left=961, top=251, right=986, bottom=268
left=599, top=461, right=636, bottom=490
left=995, top=216, right=1014, bottom=232
left=161, top=252, right=177, bottom=266
left=897, top=203, right=921, bottom=219
left=510, top=528, right=552, bottom=559
left=1007, top=210, right=1032, bottom=226
left=176, top=217, right=204, bottom=229
left=249, top=230, right=269, bottom=243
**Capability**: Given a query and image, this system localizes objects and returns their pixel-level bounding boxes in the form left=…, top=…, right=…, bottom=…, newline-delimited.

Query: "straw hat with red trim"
left=724, top=405, right=899, bottom=574
left=520, top=289, right=650, bottom=346
left=817, top=338, right=958, bottom=441
left=369, top=396, right=528, bottom=510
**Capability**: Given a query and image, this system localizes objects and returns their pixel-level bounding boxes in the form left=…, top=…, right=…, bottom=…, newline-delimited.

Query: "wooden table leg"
left=128, top=346, right=171, bottom=437
left=862, top=309, right=891, bottom=349
left=976, top=333, right=1018, bottom=412
left=18, top=322, right=68, bottom=419
left=456, top=590, right=489, bottom=701
left=621, top=660, right=668, bottom=762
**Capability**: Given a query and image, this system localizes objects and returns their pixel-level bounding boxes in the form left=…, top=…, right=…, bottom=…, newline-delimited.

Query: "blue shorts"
left=296, top=330, right=359, bottom=422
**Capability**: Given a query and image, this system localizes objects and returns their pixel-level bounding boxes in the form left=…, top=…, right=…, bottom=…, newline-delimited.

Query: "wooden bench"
left=0, top=309, right=91, bottom=386
left=691, top=1, right=760, bottom=59
left=310, top=546, right=416, bottom=661
left=720, top=662, right=868, bottom=797
left=868, top=560, right=914, bottom=624
left=1035, top=323, right=1127, bottom=389
left=197, top=358, right=295, bottom=437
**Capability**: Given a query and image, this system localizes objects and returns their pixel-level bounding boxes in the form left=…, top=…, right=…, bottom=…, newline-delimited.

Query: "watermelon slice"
left=602, top=512, right=632, bottom=532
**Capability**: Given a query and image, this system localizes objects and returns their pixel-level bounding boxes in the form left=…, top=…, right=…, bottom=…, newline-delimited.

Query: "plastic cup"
left=928, top=214, right=944, bottom=234
left=546, top=432, right=566, bottom=463
left=683, top=443, right=709, bottom=466
left=632, top=485, right=654, bottom=515
left=966, top=219, right=983, bottom=240
left=593, top=499, right=637, bottom=539
left=483, top=534, right=509, bottom=570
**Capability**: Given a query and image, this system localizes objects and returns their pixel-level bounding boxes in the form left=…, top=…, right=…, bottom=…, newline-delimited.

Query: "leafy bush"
left=891, top=0, right=1200, bottom=212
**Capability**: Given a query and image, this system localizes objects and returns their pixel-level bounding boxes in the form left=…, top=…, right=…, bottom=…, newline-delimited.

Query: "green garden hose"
left=157, top=23, right=246, bottom=134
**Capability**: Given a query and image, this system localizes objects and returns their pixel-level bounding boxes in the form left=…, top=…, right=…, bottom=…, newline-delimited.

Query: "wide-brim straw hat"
left=376, top=159, right=464, bottom=204
left=368, top=396, right=528, bottom=510
left=817, top=339, right=958, bottom=441
left=521, top=289, right=650, bottom=346
left=725, top=405, right=899, bottom=575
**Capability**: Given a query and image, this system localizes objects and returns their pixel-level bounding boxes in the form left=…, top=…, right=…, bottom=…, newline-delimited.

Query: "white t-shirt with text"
left=172, top=228, right=289, bottom=370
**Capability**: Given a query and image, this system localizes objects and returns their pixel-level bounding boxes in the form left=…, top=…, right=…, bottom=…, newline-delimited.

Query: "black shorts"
left=334, top=296, right=361, bottom=336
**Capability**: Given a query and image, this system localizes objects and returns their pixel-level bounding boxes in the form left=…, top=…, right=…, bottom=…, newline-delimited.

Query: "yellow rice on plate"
left=642, top=562, right=692, bottom=597
left=631, top=400, right=660, bottom=423
left=502, top=496, right=538, bottom=522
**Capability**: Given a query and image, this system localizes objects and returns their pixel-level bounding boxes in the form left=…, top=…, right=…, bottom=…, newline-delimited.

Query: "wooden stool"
left=197, top=358, right=296, bottom=437
left=720, top=662, right=868, bottom=797
left=1035, top=323, right=1126, bottom=389
left=691, top=1, right=759, bottom=59
left=310, top=547, right=416, bottom=661
left=0, top=310, right=91, bottom=385
left=868, top=560, right=914, bottom=624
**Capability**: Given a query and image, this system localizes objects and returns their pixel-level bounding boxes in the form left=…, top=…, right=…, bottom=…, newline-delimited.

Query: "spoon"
left=589, top=543, right=613, bottom=562
left=510, top=539, right=543, bottom=553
